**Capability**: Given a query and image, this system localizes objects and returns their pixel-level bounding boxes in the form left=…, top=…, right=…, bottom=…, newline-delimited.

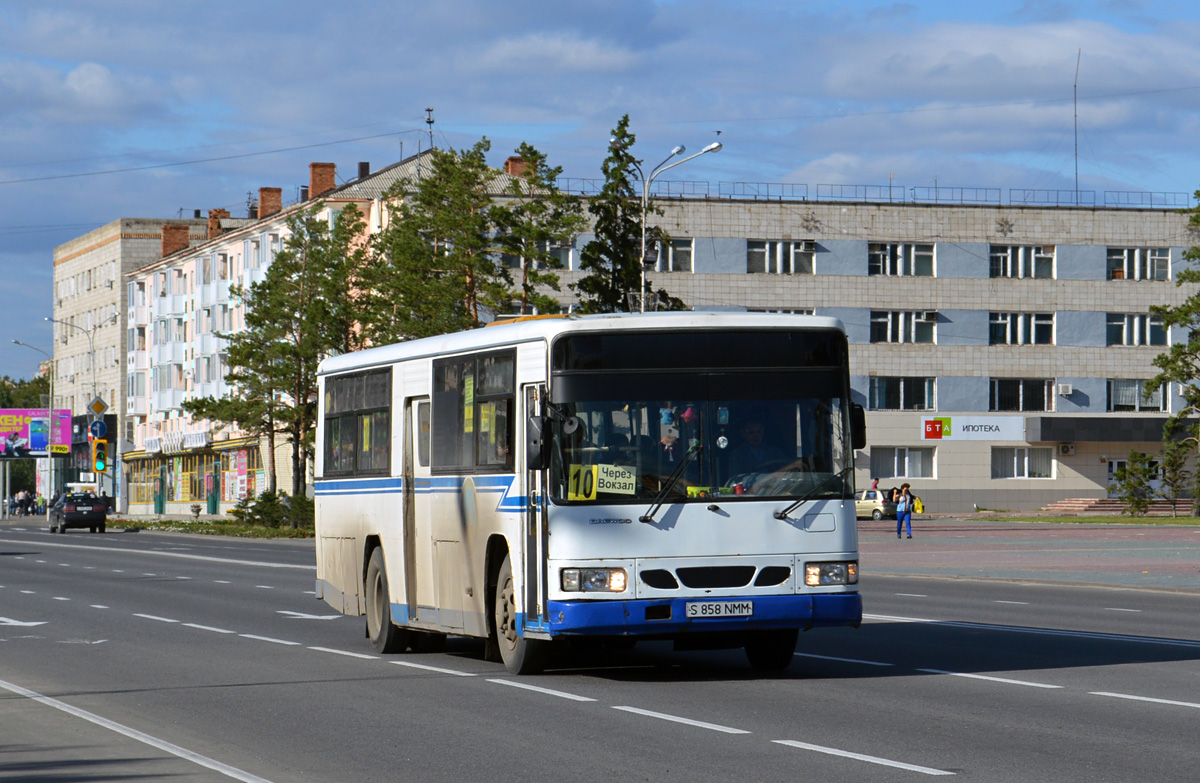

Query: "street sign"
left=89, top=419, right=107, bottom=439
left=87, top=396, right=108, bottom=416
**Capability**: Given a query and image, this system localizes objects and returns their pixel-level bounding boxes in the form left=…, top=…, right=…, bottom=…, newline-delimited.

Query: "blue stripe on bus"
left=542, top=593, right=862, bottom=636
left=314, top=474, right=526, bottom=510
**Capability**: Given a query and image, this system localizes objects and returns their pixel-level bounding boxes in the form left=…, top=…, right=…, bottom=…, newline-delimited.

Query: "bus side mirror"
left=852, top=403, right=867, bottom=451
left=526, top=415, right=550, bottom=471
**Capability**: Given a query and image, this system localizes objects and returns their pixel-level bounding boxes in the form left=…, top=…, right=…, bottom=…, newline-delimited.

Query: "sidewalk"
left=861, top=516, right=1200, bottom=592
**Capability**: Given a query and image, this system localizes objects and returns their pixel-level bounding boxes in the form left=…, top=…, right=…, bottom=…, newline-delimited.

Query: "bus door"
left=404, top=398, right=436, bottom=627
left=523, top=384, right=550, bottom=631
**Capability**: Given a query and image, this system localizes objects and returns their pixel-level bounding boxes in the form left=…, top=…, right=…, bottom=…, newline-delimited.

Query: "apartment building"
left=51, top=217, right=208, bottom=505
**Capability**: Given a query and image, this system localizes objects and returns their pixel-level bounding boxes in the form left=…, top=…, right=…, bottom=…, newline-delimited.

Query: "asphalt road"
left=1, top=519, right=1198, bottom=782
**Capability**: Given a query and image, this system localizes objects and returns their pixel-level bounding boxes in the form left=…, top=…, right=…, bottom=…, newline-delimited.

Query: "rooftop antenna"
left=1074, top=49, right=1081, bottom=201
left=425, top=107, right=435, bottom=151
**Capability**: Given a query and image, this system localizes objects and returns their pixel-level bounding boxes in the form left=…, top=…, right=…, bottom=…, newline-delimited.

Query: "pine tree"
left=573, top=115, right=686, bottom=313
left=1113, top=450, right=1155, bottom=516
left=364, top=140, right=513, bottom=343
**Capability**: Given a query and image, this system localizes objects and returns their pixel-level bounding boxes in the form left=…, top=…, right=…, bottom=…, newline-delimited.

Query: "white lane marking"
left=1091, top=692, right=1200, bottom=710
left=612, top=705, right=750, bottom=734
left=308, top=646, right=377, bottom=660
left=774, top=739, right=954, bottom=776
left=20, top=590, right=35, bottom=594
left=1105, top=607, right=1141, bottom=613
left=183, top=623, right=236, bottom=634
left=0, top=537, right=315, bottom=570
left=277, top=611, right=341, bottom=620
left=794, top=652, right=894, bottom=667
left=90, top=605, right=108, bottom=609
left=113, top=570, right=124, bottom=573
left=865, top=613, right=1200, bottom=650
left=134, top=614, right=180, bottom=623
left=35, top=560, right=46, bottom=563
left=895, top=593, right=927, bottom=598
left=58, top=563, right=70, bottom=567
left=995, top=600, right=1029, bottom=605
left=238, top=634, right=300, bottom=646
left=917, top=668, right=1061, bottom=689
left=487, top=679, right=596, bottom=702
left=53, top=597, right=70, bottom=601
left=214, top=580, right=231, bottom=584
left=0, top=677, right=276, bottom=783
left=0, top=617, right=47, bottom=627
left=255, top=585, right=274, bottom=589
left=388, top=660, right=475, bottom=677
left=177, top=576, right=192, bottom=580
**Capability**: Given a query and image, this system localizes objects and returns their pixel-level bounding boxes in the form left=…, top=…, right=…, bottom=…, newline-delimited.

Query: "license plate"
left=685, top=601, right=753, bottom=618
left=77, top=506, right=91, bottom=512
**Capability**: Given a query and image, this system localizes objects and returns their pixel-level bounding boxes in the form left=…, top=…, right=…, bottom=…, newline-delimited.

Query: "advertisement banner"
left=0, top=408, right=72, bottom=458
left=921, top=415, right=1025, bottom=441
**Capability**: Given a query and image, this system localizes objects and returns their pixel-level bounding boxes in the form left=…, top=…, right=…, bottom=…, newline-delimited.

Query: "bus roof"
left=318, top=312, right=845, bottom=377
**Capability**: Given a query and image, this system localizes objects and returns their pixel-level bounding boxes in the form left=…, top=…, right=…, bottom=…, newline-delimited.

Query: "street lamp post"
left=619, top=140, right=723, bottom=312
left=11, top=339, right=54, bottom=522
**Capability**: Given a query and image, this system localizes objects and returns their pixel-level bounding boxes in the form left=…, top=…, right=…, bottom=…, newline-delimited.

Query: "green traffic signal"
left=93, top=439, right=108, bottom=473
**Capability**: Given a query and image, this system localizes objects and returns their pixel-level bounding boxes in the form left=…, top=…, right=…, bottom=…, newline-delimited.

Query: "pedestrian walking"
left=896, top=483, right=914, bottom=539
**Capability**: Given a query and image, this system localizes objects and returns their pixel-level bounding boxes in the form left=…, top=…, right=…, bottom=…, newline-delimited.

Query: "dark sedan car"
left=50, top=493, right=107, bottom=534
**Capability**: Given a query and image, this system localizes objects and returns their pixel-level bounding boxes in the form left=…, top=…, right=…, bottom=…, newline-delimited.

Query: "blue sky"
left=3, top=0, right=1200, bottom=378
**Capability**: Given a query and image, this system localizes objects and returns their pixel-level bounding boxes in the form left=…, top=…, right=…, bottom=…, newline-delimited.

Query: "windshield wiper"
left=772, top=465, right=854, bottom=520
left=639, top=443, right=702, bottom=524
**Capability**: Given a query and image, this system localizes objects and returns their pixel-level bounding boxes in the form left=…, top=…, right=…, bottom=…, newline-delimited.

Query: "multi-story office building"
left=556, top=197, right=1194, bottom=512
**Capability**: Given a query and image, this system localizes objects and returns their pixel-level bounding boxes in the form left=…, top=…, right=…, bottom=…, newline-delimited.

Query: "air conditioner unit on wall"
left=1057, top=383, right=1073, bottom=396
left=1059, top=443, right=1076, bottom=456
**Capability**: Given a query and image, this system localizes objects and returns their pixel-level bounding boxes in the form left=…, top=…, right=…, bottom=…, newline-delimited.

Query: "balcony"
left=128, top=349, right=149, bottom=371
left=126, top=396, right=147, bottom=416
left=128, top=305, right=149, bottom=326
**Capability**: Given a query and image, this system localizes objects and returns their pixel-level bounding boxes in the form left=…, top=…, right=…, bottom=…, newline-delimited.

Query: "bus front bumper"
left=541, top=592, right=861, bottom=637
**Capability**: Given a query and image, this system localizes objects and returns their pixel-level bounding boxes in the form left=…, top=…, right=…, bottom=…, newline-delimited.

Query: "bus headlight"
left=804, top=561, right=858, bottom=587
left=561, top=568, right=627, bottom=592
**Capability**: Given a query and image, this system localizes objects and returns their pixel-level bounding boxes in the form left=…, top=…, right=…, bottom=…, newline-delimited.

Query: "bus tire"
left=365, top=547, right=409, bottom=654
left=494, top=554, right=549, bottom=675
left=744, top=628, right=799, bottom=672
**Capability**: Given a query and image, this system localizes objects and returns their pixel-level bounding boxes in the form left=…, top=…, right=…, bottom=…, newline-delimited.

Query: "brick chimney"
left=503, top=156, right=528, bottom=177
left=259, top=187, right=282, bottom=218
left=310, top=162, right=336, bottom=197
left=207, top=208, right=230, bottom=239
left=161, top=225, right=192, bottom=258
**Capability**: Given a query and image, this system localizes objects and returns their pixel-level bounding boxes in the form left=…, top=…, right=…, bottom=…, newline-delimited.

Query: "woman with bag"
left=896, top=483, right=914, bottom=539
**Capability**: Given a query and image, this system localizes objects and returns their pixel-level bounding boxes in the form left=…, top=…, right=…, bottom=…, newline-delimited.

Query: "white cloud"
left=474, top=32, right=640, bottom=74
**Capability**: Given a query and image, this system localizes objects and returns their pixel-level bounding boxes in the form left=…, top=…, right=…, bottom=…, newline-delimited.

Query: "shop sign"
left=921, top=416, right=1024, bottom=441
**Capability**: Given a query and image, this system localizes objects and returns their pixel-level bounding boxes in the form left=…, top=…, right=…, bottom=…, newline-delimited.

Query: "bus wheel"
left=744, top=629, right=799, bottom=672
left=365, top=548, right=410, bottom=654
left=494, top=554, right=549, bottom=675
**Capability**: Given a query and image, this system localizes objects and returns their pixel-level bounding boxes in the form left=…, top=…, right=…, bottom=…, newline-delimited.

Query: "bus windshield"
left=549, top=391, right=853, bottom=504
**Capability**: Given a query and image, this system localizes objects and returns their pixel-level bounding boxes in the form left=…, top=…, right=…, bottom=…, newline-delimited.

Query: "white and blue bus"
left=314, top=312, right=864, bottom=674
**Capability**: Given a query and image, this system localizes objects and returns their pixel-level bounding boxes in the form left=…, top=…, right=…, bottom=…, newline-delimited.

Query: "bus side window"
left=417, top=400, right=430, bottom=468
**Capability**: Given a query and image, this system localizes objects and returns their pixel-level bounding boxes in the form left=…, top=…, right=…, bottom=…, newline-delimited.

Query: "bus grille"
left=675, top=566, right=756, bottom=589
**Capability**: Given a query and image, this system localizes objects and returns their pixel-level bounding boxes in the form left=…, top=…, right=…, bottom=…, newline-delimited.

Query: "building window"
left=1106, top=314, right=1166, bottom=346
left=868, top=243, right=934, bottom=276
left=1107, top=379, right=1166, bottom=412
left=990, top=379, right=1052, bottom=411
left=656, top=238, right=693, bottom=272
left=989, top=312, right=1054, bottom=345
left=991, top=447, right=1053, bottom=478
left=747, top=240, right=814, bottom=274
left=870, top=311, right=936, bottom=343
left=870, top=447, right=934, bottom=479
left=748, top=308, right=815, bottom=315
left=1107, top=247, right=1169, bottom=281
left=869, top=377, right=935, bottom=410
left=990, top=245, right=1055, bottom=278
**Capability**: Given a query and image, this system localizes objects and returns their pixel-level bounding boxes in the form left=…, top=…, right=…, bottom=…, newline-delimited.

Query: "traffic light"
left=92, top=439, right=109, bottom=473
